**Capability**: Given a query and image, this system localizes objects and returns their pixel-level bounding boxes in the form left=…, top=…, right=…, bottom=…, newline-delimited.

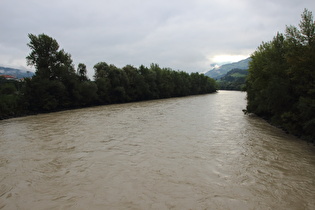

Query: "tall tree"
left=26, top=33, right=75, bottom=80
left=25, top=33, right=78, bottom=111
left=77, top=63, right=88, bottom=81
left=284, top=9, right=315, bottom=139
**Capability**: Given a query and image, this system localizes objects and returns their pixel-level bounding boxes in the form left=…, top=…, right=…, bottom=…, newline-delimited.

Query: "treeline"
left=246, top=9, right=315, bottom=141
left=0, top=34, right=216, bottom=119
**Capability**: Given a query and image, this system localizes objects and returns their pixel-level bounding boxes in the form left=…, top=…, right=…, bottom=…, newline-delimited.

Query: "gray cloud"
left=1, top=0, right=314, bottom=78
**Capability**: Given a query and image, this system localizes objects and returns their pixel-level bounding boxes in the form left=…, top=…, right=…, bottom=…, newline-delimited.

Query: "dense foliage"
left=0, top=34, right=216, bottom=119
left=0, top=77, right=24, bottom=118
left=246, top=9, right=315, bottom=141
left=217, top=68, right=248, bottom=90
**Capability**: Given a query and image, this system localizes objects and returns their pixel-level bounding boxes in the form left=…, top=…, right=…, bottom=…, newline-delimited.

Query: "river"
left=0, top=91, right=314, bottom=209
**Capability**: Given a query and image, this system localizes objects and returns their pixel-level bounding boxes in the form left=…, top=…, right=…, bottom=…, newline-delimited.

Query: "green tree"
left=77, top=63, right=88, bottom=81
left=25, top=33, right=79, bottom=111
left=246, top=9, right=315, bottom=141
left=93, top=62, right=110, bottom=80
left=26, top=33, right=75, bottom=80
left=140, top=65, right=158, bottom=99
left=107, top=64, right=128, bottom=103
left=246, top=33, right=291, bottom=117
left=122, top=65, right=146, bottom=101
left=284, top=9, right=315, bottom=139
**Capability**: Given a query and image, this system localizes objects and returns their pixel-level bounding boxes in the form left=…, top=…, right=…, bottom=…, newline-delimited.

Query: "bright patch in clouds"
left=211, top=55, right=249, bottom=64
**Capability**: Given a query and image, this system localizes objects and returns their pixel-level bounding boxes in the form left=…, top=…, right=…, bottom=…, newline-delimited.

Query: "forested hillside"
left=0, top=34, right=217, bottom=119
left=246, top=9, right=315, bottom=141
left=217, top=68, right=248, bottom=90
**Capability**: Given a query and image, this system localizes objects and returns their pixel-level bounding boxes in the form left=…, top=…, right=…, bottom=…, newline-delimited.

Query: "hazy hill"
left=205, top=57, right=251, bottom=79
left=0, top=66, right=34, bottom=79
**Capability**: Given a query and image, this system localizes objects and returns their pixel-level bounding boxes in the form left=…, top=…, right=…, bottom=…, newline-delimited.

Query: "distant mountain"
left=0, top=66, right=34, bottom=79
left=205, top=57, right=251, bottom=79
left=217, top=68, right=248, bottom=90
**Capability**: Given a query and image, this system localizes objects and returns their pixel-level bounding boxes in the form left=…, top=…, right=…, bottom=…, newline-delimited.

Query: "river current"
left=0, top=91, right=314, bottom=209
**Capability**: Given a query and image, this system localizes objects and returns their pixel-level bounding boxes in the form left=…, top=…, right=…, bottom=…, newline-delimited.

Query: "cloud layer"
left=1, top=0, right=314, bottom=78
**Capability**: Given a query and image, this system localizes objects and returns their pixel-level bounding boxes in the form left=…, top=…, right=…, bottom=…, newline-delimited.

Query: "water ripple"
left=0, top=91, right=314, bottom=209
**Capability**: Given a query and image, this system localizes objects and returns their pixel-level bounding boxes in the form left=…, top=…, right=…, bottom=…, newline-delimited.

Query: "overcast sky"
left=1, top=0, right=314, bottom=78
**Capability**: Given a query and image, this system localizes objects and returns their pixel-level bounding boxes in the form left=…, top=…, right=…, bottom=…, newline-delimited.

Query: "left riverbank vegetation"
left=246, top=9, right=315, bottom=142
left=0, top=34, right=217, bottom=119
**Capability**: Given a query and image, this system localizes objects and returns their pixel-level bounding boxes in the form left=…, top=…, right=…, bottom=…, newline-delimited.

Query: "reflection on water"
left=0, top=91, right=314, bottom=209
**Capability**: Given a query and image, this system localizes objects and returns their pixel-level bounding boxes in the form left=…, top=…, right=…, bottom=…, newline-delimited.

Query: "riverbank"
left=1, top=65, right=217, bottom=121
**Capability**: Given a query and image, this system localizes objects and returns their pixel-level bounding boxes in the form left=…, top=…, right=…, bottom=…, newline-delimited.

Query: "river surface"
left=0, top=91, right=314, bottom=210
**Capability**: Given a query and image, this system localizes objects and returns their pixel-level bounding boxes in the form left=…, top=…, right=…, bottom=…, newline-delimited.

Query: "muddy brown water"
left=0, top=91, right=314, bottom=209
